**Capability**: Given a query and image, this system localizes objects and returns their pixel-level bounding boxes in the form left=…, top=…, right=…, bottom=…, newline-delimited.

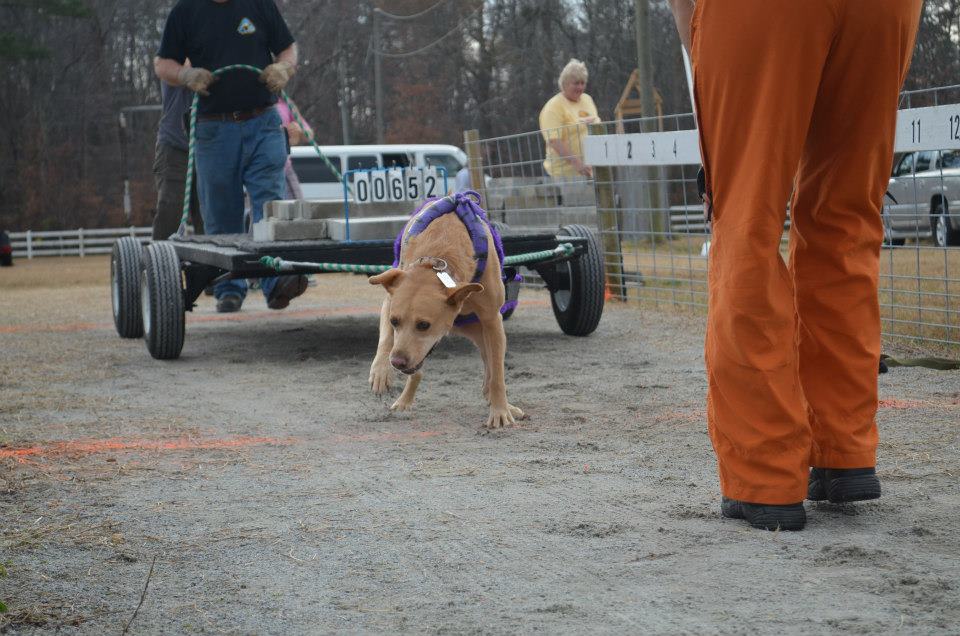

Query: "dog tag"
left=437, top=271, right=456, bottom=288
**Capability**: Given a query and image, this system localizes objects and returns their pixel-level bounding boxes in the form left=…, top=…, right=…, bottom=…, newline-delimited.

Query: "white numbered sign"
left=350, top=167, right=447, bottom=203
left=404, top=169, right=421, bottom=200
left=387, top=168, right=405, bottom=201
left=353, top=171, right=371, bottom=203
left=369, top=170, right=388, bottom=202
left=583, top=130, right=701, bottom=167
left=895, top=105, right=960, bottom=152
left=420, top=167, right=441, bottom=199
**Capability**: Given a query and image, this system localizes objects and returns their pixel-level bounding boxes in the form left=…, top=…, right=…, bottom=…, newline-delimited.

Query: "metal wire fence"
left=465, top=84, right=960, bottom=351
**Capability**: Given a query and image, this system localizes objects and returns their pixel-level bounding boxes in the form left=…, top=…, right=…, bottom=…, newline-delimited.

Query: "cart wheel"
left=141, top=242, right=184, bottom=360
left=550, top=224, right=605, bottom=336
left=111, top=237, right=144, bottom=338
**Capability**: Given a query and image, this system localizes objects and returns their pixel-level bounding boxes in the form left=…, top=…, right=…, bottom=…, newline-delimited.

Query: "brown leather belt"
left=197, top=105, right=271, bottom=122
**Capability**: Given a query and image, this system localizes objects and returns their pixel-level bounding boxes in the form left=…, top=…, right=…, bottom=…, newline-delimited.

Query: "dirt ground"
left=1, top=256, right=959, bottom=635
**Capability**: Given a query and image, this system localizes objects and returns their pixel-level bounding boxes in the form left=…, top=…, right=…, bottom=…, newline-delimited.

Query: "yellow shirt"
left=539, top=92, right=599, bottom=178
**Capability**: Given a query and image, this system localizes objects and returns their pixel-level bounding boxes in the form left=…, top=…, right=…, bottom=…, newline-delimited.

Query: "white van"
left=289, top=143, right=467, bottom=200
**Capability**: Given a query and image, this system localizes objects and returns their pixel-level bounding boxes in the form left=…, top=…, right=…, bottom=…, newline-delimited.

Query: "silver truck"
left=883, top=149, right=960, bottom=247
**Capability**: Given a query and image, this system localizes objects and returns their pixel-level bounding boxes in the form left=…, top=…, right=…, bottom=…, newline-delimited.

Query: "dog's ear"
left=446, top=282, right=483, bottom=306
left=368, top=268, right=404, bottom=294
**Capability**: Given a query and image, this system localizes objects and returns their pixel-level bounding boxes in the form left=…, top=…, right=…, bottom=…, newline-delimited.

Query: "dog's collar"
left=407, top=256, right=449, bottom=272
left=405, top=256, right=457, bottom=288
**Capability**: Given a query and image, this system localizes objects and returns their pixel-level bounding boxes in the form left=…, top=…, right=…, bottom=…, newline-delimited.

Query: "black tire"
left=111, top=237, right=144, bottom=338
left=550, top=224, right=605, bottom=336
left=882, top=208, right=904, bottom=247
left=932, top=200, right=960, bottom=248
left=141, top=242, right=184, bottom=360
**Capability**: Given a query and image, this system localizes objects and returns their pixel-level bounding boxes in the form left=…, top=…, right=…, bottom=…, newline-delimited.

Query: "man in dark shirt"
left=154, top=0, right=306, bottom=313
left=152, top=81, right=203, bottom=241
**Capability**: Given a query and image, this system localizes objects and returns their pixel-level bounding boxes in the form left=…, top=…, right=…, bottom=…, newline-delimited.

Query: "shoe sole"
left=722, top=503, right=806, bottom=531
left=826, top=474, right=881, bottom=503
left=746, top=513, right=805, bottom=531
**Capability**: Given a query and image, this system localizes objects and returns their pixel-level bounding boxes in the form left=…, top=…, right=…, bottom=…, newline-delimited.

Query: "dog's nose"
left=390, top=355, right=408, bottom=370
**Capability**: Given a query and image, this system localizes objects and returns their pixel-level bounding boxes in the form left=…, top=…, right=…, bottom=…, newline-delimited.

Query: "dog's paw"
left=369, top=364, right=393, bottom=395
left=390, top=397, right=413, bottom=411
left=485, top=403, right=523, bottom=429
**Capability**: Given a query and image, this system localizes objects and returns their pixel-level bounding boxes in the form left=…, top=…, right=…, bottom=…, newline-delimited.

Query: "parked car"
left=883, top=149, right=960, bottom=247
left=290, top=144, right=467, bottom=200
left=0, top=230, right=12, bottom=266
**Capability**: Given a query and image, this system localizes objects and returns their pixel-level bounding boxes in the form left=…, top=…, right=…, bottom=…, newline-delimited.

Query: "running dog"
left=368, top=192, right=524, bottom=428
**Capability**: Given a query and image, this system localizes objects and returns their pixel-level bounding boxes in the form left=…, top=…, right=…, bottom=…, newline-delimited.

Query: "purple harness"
left=392, top=191, right=519, bottom=325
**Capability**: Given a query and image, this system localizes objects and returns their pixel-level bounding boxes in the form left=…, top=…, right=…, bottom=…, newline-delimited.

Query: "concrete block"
left=264, top=200, right=285, bottom=220
left=264, top=200, right=299, bottom=221
left=296, top=199, right=414, bottom=220
left=351, top=201, right=415, bottom=219
left=252, top=218, right=329, bottom=242
left=298, top=200, right=343, bottom=220
left=326, top=215, right=410, bottom=241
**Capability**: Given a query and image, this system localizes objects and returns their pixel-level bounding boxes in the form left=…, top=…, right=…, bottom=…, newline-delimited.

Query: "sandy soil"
left=1, top=256, right=958, bottom=634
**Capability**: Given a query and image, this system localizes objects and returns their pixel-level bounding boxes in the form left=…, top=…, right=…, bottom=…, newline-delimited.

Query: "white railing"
left=9, top=227, right=151, bottom=258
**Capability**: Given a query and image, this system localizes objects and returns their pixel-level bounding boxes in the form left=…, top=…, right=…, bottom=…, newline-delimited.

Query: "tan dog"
left=368, top=197, right=523, bottom=428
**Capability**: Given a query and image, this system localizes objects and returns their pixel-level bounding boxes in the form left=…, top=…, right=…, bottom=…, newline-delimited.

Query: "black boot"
left=721, top=497, right=806, bottom=531
left=808, top=467, right=881, bottom=503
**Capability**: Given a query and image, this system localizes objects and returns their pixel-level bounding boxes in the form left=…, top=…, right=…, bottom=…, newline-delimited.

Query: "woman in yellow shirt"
left=539, top=59, right=600, bottom=179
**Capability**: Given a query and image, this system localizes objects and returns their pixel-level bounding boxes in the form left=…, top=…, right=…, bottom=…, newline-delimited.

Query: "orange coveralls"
left=690, top=0, right=922, bottom=504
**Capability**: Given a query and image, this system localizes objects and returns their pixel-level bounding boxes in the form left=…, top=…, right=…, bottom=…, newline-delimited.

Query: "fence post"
left=588, top=123, right=626, bottom=300
left=464, top=129, right=487, bottom=207
left=79, top=228, right=85, bottom=257
left=26, top=230, right=33, bottom=259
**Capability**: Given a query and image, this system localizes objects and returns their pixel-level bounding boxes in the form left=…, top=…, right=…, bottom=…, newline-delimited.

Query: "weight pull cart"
left=110, top=66, right=604, bottom=360
left=110, top=219, right=606, bottom=360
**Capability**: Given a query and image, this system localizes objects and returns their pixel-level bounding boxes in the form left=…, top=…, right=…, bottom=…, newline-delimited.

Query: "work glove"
left=260, top=61, right=295, bottom=93
left=178, top=67, right=216, bottom=96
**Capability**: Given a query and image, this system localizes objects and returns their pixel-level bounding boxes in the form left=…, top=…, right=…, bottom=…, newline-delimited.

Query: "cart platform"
left=111, top=224, right=605, bottom=360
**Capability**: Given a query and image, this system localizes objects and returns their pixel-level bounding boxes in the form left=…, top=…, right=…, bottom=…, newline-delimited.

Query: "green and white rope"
left=502, top=242, right=575, bottom=266
left=177, top=64, right=346, bottom=236
left=259, top=242, right=577, bottom=274
left=260, top=257, right=390, bottom=274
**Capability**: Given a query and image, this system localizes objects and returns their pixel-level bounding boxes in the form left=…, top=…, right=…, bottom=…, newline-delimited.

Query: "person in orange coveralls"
left=668, top=0, right=923, bottom=530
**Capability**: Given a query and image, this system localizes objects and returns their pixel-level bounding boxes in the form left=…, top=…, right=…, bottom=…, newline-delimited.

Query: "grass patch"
left=0, top=255, right=111, bottom=290
left=609, top=237, right=960, bottom=353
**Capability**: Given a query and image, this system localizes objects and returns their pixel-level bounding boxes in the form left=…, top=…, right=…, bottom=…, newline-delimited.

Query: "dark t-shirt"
left=157, top=0, right=294, bottom=115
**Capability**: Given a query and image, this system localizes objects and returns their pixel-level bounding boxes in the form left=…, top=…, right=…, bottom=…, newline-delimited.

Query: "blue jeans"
left=195, top=108, right=286, bottom=300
